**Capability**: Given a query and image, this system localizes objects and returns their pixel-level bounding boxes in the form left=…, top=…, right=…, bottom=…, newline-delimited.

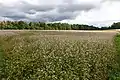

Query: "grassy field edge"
left=114, top=34, right=120, bottom=70
left=109, top=34, right=120, bottom=80
left=0, top=43, right=4, bottom=78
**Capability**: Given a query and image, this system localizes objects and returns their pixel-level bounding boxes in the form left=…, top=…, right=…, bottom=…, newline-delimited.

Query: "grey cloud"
left=19, top=1, right=56, bottom=13
left=3, top=13, right=27, bottom=20
left=0, top=5, right=27, bottom=20
left=101, top=0, right=120, bottom=2
left=63, top=0, right=74, bottom=4
left=20, top=5, right=55, bottom=13
left=22, top=3, right=95, bottom=15
left=106, top=0, right=120, bottom=1
left=57, top=4, right=96, bottom=13
left=0, top=0, right=97, bottom=22
left=41, top=12, right=78, bottom=22
left=0, top=1, right=55, bottom=15
left=25, top=10, right=36, bottom=14
left=28, top=12, right=78, bottom=22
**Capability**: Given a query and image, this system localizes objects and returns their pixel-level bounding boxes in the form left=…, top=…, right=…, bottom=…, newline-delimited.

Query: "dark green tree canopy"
left=0, top=21, right=119, bottom=30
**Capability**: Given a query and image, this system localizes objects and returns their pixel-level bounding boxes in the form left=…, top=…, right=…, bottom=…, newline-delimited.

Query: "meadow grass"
left=109, top=34, right=120, bottom=80
left=0, top=44, right=4, bottom=78
left=0, top=31, right=118, bottom=80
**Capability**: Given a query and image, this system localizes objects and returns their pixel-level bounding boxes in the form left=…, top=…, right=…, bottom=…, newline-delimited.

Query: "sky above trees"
left=0, top=0, right=120, bottom=27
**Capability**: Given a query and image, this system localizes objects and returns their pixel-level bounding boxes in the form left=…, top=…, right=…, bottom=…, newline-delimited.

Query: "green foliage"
left=0, top=42, right=5, bottom=79
left=1, top=21, right=120, bottom=30
left=114, top=34, right=120, bottom=65
left=0, top=21, right=100, bottom=30
left=108, top=34, right=120, bottom=80
left=111, top=22, right=120, bottom=29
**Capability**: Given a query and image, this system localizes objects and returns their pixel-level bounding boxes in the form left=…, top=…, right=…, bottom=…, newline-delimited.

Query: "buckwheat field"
left=0, top=31, right=119, bottom=80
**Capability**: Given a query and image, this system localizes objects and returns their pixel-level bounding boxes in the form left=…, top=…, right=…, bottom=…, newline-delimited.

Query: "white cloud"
left=61, top=0, right=120, bottom=27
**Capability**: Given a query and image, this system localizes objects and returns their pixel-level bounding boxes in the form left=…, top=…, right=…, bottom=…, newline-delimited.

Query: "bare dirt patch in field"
left=0, top=31, right=18, bottom=36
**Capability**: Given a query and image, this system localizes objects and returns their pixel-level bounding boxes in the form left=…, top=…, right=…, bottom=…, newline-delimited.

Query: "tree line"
left=0, top=21, right=120, bottom=30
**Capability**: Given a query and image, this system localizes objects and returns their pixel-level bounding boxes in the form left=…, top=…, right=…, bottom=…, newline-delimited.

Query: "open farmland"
left=0, top=30, right=119, bottom=80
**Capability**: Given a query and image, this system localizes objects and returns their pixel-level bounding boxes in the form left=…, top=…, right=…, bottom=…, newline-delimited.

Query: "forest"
left=0, top=21, right=120, bottom=30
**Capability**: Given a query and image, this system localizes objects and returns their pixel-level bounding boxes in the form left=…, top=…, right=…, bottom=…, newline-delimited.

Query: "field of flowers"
left=0, top=31, right=119, bottom=80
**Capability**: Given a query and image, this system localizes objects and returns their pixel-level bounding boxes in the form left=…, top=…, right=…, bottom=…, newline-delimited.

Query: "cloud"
left=60, top=0, right=120, bottom=27
left=103, top=0, right=120, bottom=2
left=0, top=0, right=120, bottom=26
left=0, top=0, right=97, bottom=22
left=57, top=3, right=96, bottom=13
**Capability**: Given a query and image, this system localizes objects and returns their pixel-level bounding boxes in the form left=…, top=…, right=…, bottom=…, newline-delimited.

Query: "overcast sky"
left=0, top=0, right=120, bottom=27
